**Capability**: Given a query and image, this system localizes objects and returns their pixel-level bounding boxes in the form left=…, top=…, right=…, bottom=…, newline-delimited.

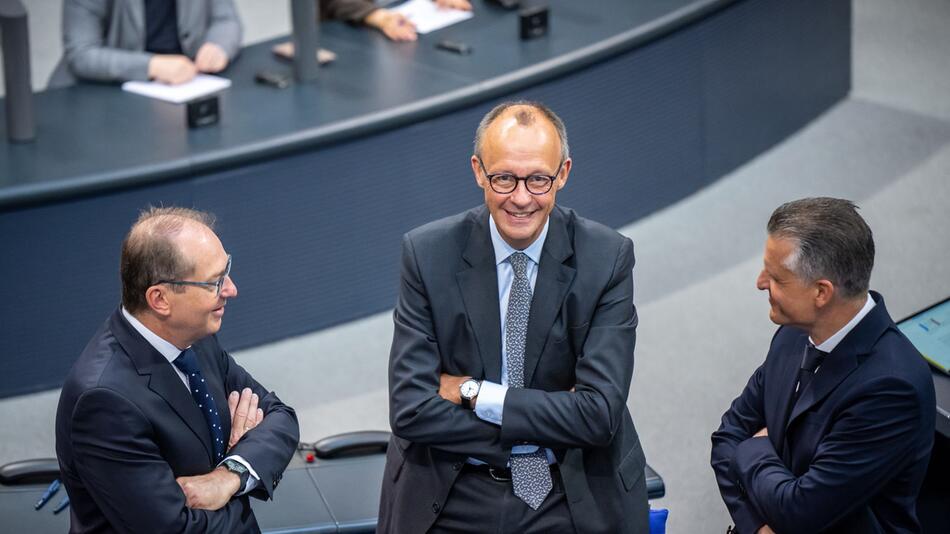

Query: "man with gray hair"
left=56, top=207, right=299, bottom=533
left=379, top=101, right=648, bottom=533
left=711, top=197, right=935, bottom=533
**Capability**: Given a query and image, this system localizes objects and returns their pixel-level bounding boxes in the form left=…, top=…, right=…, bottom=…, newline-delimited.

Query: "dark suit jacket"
left=378, top=205, right=649, bottom=534
left=55, top=309, right=299, bottom=533
left=711, top=292, right=936, bottom=533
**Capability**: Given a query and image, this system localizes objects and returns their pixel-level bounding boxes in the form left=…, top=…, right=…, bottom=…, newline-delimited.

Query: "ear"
left=555, top=158, right=572, bottom=191
left=814, top=279, right=835, bottom=308
left=472, top=155, right=487, bottom=189
left=145, top=285, right=173, bottom=317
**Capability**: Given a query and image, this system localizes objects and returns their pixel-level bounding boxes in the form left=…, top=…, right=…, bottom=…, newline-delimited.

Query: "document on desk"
left=121, top=75, right=231, bottom=104
left=391, top=0, right=473, bottom=34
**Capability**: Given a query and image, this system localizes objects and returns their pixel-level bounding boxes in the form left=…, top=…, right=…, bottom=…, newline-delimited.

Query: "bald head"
left=120, top=207, right=216, bottom=313
left=473, top=101, right=569, bottom=162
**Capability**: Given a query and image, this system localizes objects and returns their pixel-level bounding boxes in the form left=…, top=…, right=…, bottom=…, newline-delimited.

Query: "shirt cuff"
left=474, top=380, right=507, bottom=425
left=221, top=455, right=260, bottom=495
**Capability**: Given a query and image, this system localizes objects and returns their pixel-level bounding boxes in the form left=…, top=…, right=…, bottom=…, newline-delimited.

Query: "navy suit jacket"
left=378, top=205, right=649, bottom=534
left=711, top=292, right=935, bottom=533
left=55, top=309, right=299, bottom=533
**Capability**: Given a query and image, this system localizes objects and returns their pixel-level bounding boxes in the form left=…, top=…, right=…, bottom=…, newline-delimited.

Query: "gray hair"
left=473, top=100, right=570, bottom=162
left=767, top=197, right=874, bottom=300
left=120, top=206, right=216, bottom=313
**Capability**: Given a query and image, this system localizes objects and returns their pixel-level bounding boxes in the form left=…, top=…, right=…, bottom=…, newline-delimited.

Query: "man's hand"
left=435, top=0, right=472, bottom=10
left=439, top=374, right=471, bottom=406
left=757, top=525, right=776, bottom=534
left=147, top=55, right=198, bottom=85
left=195, top=42, right=229, bottom=73
left=228, top=388, right=264, bottom=450
left=753, top=427, right=769, bottom=438
left=176, top=467, right=240, bottom=511
left=364, top=9, right=418, bottom=42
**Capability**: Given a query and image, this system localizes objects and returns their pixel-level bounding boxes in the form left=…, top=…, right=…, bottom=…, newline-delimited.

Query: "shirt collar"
left=121, top=307, right=187, bottom=363
left=810, top=293, right=876, bottom=353
left=488, top=214, right=549, bottom=266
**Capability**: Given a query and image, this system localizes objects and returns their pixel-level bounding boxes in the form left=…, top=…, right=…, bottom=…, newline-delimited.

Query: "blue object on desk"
left=53, top=495, right=70, bottom=514
left=34, top=479, right=59, bottom=510
left=650, top=508, right=669, bottom=534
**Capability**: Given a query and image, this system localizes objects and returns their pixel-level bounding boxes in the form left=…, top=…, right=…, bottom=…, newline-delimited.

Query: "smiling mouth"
left=506, top=210, right=535, bottom=219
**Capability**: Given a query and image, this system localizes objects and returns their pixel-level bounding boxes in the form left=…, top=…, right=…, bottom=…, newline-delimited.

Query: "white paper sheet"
left=122, top=75, right=231, bottom=104
left=391, top=0, right=474, bottom=34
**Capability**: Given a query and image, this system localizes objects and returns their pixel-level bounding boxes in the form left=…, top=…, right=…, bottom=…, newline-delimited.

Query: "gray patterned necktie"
left=506, top=252, right=553, bottom=510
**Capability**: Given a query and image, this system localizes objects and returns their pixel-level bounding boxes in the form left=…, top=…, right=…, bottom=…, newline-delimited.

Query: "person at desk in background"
left=324, top=0, right=471, bottom=41
left=50, top=0, right=243, bottom=87
left=710, top=198, right=936, bottom=533
left=55, top=207, right=299, bottom=533
left=378, top=101, right=649, bottom=534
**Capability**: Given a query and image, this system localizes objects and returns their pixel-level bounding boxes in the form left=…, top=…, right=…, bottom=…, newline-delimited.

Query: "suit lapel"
left=524, top=211, right=575, bottom=386
left=776, top=334, right=807, bottom=456
left=111, top=310, right=215, bottom=465
left=457, top=209, right=502, bottom=382
left=787, top=293, right=891, bottom=425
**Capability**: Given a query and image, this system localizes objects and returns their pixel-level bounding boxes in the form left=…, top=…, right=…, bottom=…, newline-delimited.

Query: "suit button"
left=452, top=462, right=462, bottom=471
left=432, top=502, right=441, bottom=514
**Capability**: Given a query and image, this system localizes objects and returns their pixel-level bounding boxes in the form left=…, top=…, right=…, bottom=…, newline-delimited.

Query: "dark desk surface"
left=0, top=0, right=732, bottom=208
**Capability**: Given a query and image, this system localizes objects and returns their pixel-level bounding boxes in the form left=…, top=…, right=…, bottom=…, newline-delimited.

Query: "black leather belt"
left=464, top=462, right=558, bottom=482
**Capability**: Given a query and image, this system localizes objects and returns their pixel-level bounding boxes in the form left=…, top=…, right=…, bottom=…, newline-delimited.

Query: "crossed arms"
left=67, top=351, right=298, bottom=533
left=388, top=233, right=637, bottom=465
left=710, top=360, right=924, bottom=533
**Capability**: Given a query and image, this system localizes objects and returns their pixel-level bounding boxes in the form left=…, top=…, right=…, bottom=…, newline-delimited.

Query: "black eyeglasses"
left=156, top=255, right=232, bottom=297
left=478, top=158, right=564, bottom=195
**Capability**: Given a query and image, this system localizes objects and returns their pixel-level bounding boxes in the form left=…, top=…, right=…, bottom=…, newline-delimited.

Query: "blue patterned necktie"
left=173, top=348, right=226, bottom=463
left=506, top=252, right=553, bottom=510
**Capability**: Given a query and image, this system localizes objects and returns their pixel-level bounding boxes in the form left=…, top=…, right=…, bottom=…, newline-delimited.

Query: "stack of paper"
left=122, top=74, right=231, bottom=104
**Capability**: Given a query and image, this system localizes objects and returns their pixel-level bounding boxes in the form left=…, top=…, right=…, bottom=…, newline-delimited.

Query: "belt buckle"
left=488, top=467, right=511, bottom=482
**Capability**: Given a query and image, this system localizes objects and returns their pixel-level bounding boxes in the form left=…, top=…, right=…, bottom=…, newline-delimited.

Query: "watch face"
left=460, top=380, right=479, bottom=398
left=226, top=460, right=248, bottom=474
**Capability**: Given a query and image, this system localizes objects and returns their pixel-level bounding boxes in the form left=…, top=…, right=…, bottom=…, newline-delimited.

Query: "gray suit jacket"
left=378, top=205, right=649, bottom=534
left=50, top=0, right=243, bottom=87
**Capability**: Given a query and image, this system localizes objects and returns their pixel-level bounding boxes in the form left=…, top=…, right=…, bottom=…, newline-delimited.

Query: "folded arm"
left=732, top=377, right=924, bottom=533
left=388, top=234, right=508, bottom=466
left=710, top=365, right=770, bottom=534
left=217, top=346, right=299, bottom=500
left=69, top=388, right=252, bottom=533
left=500, top=237, right=637, bottom=449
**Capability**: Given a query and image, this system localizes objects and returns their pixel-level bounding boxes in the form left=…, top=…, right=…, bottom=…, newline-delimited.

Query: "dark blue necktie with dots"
left=174, top=348, right=226, bottom=463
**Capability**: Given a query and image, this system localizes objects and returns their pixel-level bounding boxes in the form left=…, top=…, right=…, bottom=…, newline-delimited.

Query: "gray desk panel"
left=0, top=0, right=850, bottom=397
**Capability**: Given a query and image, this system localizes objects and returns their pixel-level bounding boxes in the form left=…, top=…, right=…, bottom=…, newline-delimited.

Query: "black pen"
left=436, top=39, right=472, bottom=55
left=35, top=479, right=60, bottom=510
left=53, top=495, right=70, bottom=514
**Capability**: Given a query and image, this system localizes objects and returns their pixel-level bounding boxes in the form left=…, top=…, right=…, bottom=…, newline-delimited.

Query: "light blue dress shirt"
left=471, top=216, right=555, bottom=464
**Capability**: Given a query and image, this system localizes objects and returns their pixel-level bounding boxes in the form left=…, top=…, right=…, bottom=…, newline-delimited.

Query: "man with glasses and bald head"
left=379, top=101, right=649, bottom=534
left=56, top=206, right=299, bottom=533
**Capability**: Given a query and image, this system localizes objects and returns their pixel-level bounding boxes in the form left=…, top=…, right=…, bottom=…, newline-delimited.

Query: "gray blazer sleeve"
left=63, top=0, right=152, bottom=83
left=201, top=0, right=243, bottom=61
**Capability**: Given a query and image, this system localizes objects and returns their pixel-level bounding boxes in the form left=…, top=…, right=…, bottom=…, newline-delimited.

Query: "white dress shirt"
left=121, top=308, right=260, bottom=494
left=809, top=293, right=876, bottom=354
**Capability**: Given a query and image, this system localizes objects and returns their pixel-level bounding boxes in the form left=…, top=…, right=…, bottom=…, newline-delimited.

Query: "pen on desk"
left=53, top=495, right=70, bottom=514
left=34, top=479, right=60, bottom=510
